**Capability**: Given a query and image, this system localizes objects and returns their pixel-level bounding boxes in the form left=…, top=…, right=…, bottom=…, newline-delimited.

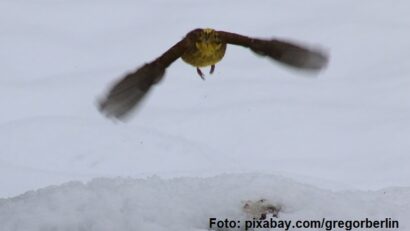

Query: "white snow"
left=1, top=0, right=409, bottom=230
left=1, top=174, right=409, bottom=231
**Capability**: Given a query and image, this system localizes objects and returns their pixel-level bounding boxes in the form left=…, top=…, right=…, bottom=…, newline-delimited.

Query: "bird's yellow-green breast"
left=181, top=28, right=227, bottom=67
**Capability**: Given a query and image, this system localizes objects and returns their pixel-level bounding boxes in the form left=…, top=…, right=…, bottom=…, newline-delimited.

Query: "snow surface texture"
left=1, top=174, right=409, bottom=231
left=1, top=0, right=410, bottom=230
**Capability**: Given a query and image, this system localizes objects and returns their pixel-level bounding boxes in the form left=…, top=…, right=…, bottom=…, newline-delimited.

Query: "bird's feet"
left=197, top=65, right=215, bottom=80
left=196, top=67, right=205, bottom=80
left=210, top=64, right=215, bottom=74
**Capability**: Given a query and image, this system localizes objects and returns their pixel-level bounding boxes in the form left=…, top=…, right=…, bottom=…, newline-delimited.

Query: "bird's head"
left=198, top=28, right=222, bottom=43
left=194, top=28, right=224, bottom=55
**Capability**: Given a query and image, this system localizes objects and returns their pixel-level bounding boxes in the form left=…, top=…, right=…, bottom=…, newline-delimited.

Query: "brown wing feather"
left=217, top=31, right=328, bottom=71
left=99, top=39, right=188, bottom=119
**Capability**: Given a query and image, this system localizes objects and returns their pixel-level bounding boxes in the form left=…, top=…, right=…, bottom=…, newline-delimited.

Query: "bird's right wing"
left=98, top=39, right=188, bottom=119
left=218, top=31, right=328, bottom=71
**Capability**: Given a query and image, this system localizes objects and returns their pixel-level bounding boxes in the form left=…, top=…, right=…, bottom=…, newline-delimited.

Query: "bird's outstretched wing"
left=217, top=31, right=328, bottom=71
left=98, top=39, right=188, bottom=119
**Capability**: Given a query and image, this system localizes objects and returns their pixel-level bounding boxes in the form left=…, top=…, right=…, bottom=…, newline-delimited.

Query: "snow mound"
left=0, top=174, right=408, bottom=231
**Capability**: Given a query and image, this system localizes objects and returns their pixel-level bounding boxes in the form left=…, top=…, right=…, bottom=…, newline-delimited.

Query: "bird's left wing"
left=217, top=31, right=328, bottom=71
left=99, top=39, right=188, bottom=119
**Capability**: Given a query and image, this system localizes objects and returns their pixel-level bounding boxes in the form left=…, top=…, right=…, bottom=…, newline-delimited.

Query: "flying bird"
left=99, top=28, right=328, bottom=119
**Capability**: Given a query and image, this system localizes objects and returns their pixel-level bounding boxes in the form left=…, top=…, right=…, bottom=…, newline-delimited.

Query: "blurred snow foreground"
left=0, top=174, right=409, bottom=231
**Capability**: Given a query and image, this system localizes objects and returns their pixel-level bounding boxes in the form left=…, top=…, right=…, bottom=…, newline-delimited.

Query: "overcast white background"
left=0, top=0, right=409, bottom=230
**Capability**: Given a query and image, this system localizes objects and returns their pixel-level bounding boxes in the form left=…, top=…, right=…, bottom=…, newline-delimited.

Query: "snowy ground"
left=1, top=174, right=409, bottom=231
left=1, top=0, right=409, bottom=230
